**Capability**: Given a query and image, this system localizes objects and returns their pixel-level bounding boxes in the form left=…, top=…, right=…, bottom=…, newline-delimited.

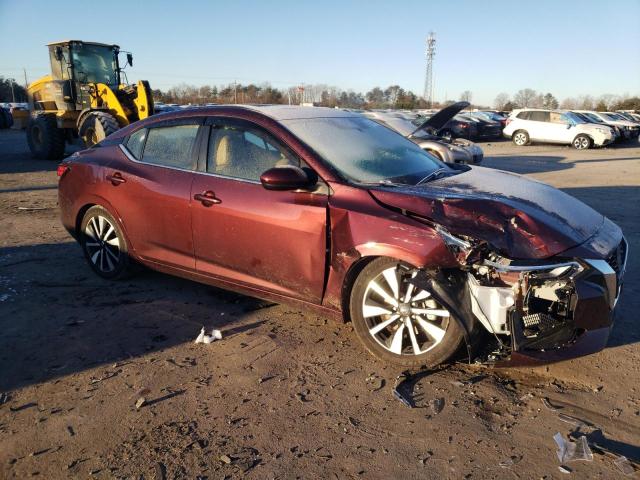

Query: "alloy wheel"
left=84, top=215, right=121, bottom=273
left=514, top=132, right=527, bottom=145
left=361, top=266, right=450, bottom=356
left=574, top=137, right=589, bottom=149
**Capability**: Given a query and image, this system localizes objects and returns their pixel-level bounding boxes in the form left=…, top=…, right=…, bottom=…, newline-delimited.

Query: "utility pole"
left=423, top=32, right=436, bottom=108
left=23, top=68, right=28, bottom=89
left=233, top=81, right=238, bottom=103
left=11, top=81, right=15, bottom=102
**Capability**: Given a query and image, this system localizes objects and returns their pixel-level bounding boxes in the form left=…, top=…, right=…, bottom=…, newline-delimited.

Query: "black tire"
left=26, top=114, right=66, bottom=159
left=512, top=130, right=529, bottom=146
left=0, top=109, right=8, bottom=129
left=349, top=257, right=464, bottom=368
left=80, top=206, right=133, bottom=280
left=572, top=134, right=592, bottom=150
left=78, top=111, right=120, bottom=147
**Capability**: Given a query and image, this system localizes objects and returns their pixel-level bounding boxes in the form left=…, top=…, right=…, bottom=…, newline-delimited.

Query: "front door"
left=191, top=118, right=328, bottom=302
left=105, top=118, right=203, bottom=270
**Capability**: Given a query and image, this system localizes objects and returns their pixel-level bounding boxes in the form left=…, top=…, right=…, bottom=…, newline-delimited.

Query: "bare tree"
left=560, top=97, right=578, bottom=109
left=494, top=92, right=510, bottom=110
left=460, top=90, right=472, bottom=103
left=513, top=88, right=537, bottom=108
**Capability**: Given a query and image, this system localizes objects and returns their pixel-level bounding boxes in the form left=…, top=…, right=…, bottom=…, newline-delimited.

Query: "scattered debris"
left=365, top=374, right=384, bottom=391
left=558, top=413, right=589, bottom=428
left=393, top=372, right=415, bottom=408
left=554, top=432, right=593, bottom=463
left=429, top=397, right=445, bottom=415
left=194, top=327, right=223, bottom=344
left=66, top=425, right=75, bottom=436
left=9, top=402, right=37, bottom=412
left=614, top=456, right=635, bottom=476
left=498, top=456, right=522, bottom=468
left=17, top=206, right=50, bottom=211
left=135, top=397, right=146, bottom=409
left=220, top=454, right=233, bottom=464
left=0, top=392, right=10, bottom=405
left=558, top=465, right=572, bottom=474
left=542, top=397, right=561, bottom=412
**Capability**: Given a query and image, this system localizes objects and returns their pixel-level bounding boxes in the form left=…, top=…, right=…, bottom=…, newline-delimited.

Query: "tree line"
left=1, top=74, right=638, bottom=112
left=494, top=89, right=640, bottom=112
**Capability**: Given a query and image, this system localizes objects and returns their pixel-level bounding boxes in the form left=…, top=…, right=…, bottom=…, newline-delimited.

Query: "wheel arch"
left=339, top=244, right=437, bottom=323
left=74, top=197, right=135, bottom=257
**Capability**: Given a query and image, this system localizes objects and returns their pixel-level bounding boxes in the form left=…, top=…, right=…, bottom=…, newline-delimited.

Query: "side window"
left=125, top=128, right=147, bottom=160
left=550, top=112, right=568, bottom=124
left=529, top=111, right=550, bottom=122
left=207, top=124, right=301, bottom=181
left=517, top=111, right=530, bottom=120
left=141, top=125, right=199, bottom=170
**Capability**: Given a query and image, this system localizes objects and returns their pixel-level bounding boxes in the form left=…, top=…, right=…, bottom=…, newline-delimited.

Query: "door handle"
left=194, top=190, right=221, bottom=206
left=106, top=172, right=126, bottom=185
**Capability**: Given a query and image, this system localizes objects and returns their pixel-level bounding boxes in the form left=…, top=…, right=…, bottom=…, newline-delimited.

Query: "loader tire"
left=79, top=111, right=120, bottom=147
left=26, top=114, right=66, bottom=160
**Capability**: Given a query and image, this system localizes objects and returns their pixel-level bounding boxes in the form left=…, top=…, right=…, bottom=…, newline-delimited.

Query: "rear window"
left=516, top=111, right=530, bottom=120
left=142, top=125, right=199, bottom=170
left=126, top=128, right=147, bottom=159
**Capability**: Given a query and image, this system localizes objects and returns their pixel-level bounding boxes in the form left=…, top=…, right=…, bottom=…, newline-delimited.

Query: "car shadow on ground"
left=0, top=242, right=278, bottom=392
left=482, top=155, right=571, bottom=174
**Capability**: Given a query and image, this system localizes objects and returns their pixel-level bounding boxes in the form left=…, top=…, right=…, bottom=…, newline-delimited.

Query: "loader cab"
left=48, top=41, right=122, bottom=109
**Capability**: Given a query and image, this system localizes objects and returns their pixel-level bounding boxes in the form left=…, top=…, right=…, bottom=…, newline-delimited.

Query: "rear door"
left=106, top=117, right=204, bottom=269
left=526, top=111, right=552, bottom=141
left=190, top=117, right=329, bottom=303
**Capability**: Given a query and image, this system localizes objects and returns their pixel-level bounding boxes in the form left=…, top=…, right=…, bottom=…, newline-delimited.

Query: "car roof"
left=223, top=104, right=359, bottom=120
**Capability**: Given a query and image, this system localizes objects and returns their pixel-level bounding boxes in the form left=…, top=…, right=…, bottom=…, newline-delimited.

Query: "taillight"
left=459, top=122, right=468, bottom=128
left=57, top=164, right=70, bottom=178
left=505, top=118, right=513, bottom=126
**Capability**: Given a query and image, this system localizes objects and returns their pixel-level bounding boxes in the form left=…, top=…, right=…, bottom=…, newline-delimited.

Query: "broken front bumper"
left=472, top=237, right=628, bottom=366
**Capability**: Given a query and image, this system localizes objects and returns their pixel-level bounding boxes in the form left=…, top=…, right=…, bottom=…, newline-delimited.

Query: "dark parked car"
left=363, top=106, right=484, bottom=165
left=58, top=105, right=627, bottom=367
left=458, top=114, right=503, bottom=139
left=416, top=104, right=479, bottom=141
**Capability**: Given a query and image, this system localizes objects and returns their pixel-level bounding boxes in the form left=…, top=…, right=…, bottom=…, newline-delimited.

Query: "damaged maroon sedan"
left=58, top=106, right=627, bottom=367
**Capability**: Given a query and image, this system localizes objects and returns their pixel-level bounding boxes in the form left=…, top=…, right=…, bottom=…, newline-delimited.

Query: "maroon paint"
left=58, top=106, right=621, bottom=366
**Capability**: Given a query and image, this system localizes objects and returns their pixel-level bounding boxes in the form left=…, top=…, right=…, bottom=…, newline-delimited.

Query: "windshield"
left=603, top=113, right=623, bottom=121
left=564, top=112, right=586, bottom=124
left=281, top=116, right=447, bottom=185
left=581, top=112, right=603, bottom=123
left=71, top=43, right=118, bottom=85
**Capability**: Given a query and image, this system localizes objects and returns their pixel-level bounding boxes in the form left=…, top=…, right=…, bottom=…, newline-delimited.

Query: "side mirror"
left=260, top=165, right=314, bottom=191
left=127, top=53, right=133, bottom=67
left=54, top=46, right=63, bottom=61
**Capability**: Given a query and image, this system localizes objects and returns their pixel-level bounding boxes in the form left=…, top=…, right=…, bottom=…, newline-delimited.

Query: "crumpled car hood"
left=369, top=166, right=605, bottom=259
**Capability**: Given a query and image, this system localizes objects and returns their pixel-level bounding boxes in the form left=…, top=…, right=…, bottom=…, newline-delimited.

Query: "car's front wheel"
left=80, top=206, right=132, bottom=280
left=349, top=258, right=464, bottom=368
left=512, top=130, right=529, bottom=146
left=572, top=134, right=592, bottom=150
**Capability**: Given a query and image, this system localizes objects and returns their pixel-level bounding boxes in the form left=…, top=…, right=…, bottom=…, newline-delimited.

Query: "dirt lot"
left=1, top=129, right=639, bottom=479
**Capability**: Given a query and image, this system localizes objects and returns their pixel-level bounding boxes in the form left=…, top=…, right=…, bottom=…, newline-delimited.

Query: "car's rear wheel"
left=572, top=134, right=592, bottom=150
left=80, top=206, right=132, bottom=280
left=512, top=130, right=529, bottom=146
left=349, top=257, right=464, bottom=368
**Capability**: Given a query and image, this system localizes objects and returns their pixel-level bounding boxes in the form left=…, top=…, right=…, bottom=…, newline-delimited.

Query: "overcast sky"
left=1, top=0, right=639, bottom=105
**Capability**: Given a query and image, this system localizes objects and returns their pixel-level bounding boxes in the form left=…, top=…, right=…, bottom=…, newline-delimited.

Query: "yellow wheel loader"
left=26, top=40, right=154, bottom=159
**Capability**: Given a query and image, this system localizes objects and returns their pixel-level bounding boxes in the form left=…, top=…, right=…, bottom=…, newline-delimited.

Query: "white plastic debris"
left=554, top=432, right=593, bottom=463
left=194, top=327, right=223, bottom=344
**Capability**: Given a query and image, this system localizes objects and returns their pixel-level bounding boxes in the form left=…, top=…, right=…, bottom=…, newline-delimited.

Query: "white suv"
left=503, top=109, right=615, bottom=149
